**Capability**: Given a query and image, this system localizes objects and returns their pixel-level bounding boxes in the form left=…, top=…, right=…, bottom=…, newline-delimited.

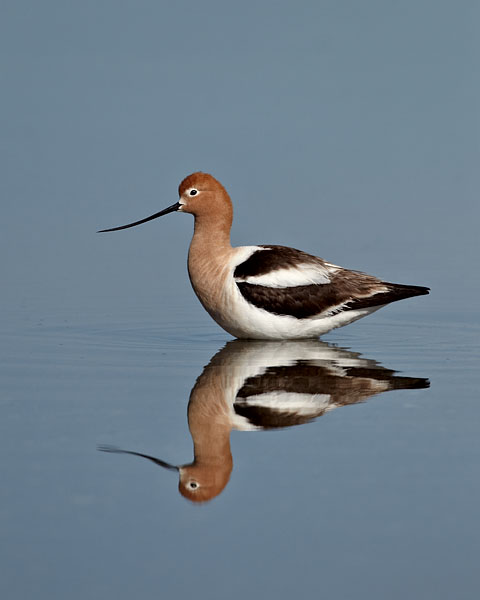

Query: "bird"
left=98, top=339, right=430, bottom=503
left=98, top=172, right=429, bottom=339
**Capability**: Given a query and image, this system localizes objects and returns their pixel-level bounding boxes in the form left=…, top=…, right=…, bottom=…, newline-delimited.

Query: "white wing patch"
left=235, top=392, right=336, bottom=416
left=235, top=264, right=331, bottom=288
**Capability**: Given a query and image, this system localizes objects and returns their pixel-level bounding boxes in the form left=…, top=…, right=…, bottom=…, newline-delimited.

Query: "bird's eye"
left=189, top=189, right=198, bottom=196
left=188, top=481, right=198, bottom=489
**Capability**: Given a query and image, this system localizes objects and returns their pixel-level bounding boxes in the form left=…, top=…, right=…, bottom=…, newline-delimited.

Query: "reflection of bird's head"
left=178, top=462, right=233, bottom=503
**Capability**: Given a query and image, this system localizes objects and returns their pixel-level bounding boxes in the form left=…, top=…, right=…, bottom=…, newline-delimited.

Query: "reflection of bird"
left=99, top=340, right=429, bottom=503
left=99, top=172, right=429, bottom=339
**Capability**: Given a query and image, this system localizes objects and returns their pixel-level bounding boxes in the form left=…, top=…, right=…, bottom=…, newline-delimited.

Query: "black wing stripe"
left=234, top=245, right=322, bottom=279
left=237, top=282, right=340, bottom=318
left=236, top=281, right=429, bottom=319
left=234, top=403, right=318, bottom=429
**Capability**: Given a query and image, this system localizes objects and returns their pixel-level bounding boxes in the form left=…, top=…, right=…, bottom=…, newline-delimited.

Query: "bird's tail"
left=383, top=282, right=430, bottom=301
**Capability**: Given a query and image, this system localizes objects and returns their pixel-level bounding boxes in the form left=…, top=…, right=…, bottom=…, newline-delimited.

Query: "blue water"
left=1, top=297, right=479, bottom=600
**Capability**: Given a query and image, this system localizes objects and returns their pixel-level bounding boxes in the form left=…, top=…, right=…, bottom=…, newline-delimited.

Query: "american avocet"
left=99, top=172, right=429, bottom=339
left=99, top=339, right=430, bottom=503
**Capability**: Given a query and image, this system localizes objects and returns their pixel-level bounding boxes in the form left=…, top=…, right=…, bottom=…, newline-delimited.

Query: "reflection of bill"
left=99, top=340, right=429, bottom=504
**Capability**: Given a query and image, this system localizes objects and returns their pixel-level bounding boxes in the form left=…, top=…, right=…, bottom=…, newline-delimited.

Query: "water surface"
left=1, top=298, right=478, bottom=600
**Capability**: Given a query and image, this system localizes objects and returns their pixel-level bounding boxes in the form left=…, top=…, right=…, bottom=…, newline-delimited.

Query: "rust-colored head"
left=178, top=460, right=233, bottom=503
left=177, top=172, right=233, bottom=224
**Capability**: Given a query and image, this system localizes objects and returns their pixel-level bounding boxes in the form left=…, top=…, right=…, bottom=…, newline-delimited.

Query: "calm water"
left=1, top=297, right=478, bottom=600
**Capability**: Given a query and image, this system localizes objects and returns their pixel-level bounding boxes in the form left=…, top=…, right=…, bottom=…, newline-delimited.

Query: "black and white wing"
left=234, top=245, right=429, bottom=319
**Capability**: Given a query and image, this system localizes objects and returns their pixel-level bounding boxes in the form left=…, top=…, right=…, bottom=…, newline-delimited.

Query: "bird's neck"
left=187, top=213, right=234, bottom=314
left=191, top=212, right=233, bottom=253
left=188, top=376, right=233, bottom=467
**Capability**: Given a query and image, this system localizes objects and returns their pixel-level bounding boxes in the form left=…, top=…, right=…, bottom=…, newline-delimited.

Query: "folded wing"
left=234, top=245, right=429, bottom=319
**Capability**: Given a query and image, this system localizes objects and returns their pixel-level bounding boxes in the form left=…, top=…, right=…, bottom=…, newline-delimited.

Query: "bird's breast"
left=187, top=247, right=235, bottom=318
